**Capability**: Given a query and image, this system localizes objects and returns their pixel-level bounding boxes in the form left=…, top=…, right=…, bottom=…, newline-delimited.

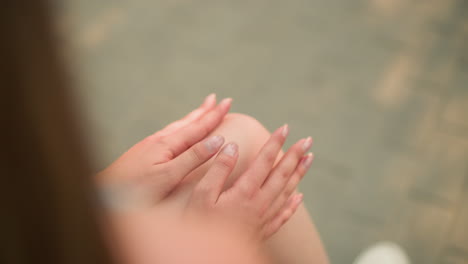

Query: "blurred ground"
left=59, top=0, right=468, bottom=263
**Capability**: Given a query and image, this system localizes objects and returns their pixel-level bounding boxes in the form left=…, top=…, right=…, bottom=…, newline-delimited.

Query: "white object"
left=353, top=242, right=411, bottom=264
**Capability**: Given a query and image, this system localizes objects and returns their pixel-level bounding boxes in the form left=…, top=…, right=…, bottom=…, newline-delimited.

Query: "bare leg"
left=171, top=113, right=329, bottom=264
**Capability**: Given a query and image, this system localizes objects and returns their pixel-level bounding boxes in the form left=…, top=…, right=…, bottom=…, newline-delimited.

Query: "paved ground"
left=61, top=0, right=468, bottom=263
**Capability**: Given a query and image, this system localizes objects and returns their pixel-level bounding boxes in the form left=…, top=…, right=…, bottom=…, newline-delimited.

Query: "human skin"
left=98, top=94, right=319, bottom=264
left=107, top=211, right=270, bottom=264
left=170, top=111, right=330, bottom=264
left=98, top=96, right=308, bottom=234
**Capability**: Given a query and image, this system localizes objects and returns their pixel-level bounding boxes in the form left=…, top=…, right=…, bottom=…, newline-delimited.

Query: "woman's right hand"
left=185, top=125, right=314, bottom=240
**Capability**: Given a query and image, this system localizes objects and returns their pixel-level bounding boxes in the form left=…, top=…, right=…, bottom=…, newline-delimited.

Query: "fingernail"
left=220, top=98, right=232, bottom=108
left=302, top=137, right=313, bottom=151
left=281, top=124, right=289, bottom=137
left=204, top=93, right=216, bottom=105
left=223, top=143, right=238, bottom=157
left=295, top=193, right=304, bottom=204
left=302, top=153, right=314, bottom=168
left=205, top=135, right=224, bottom=154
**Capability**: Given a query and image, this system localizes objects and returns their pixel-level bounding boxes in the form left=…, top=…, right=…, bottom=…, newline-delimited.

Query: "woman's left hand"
left=97, top=94, right=233, bottom=209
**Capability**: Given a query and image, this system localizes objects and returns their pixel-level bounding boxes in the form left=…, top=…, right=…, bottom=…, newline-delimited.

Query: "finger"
left=264, top=152, right=313, bottom=221
left=234, top=124, right=289, bottom=195
left=182, top=93, right=217, bottom=123
left=163, top=94, right=217, bottom=133
left=154, top=94, right=217, bottom=138
left=164, top=135, right=225, bottom=185
left=260, top=137, right=312, bottom=204
left=159, top=98, right=232, bottom=159
left=283, top=153, right=314, bottom=197
left=262, top=193, right=303, bottom=239
left=193, top=143, right=239, bottom=205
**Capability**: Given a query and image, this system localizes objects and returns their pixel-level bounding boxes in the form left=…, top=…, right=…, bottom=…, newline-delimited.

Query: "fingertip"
left=206, top=93, right=217, bottom=108
left=274, top=124, right=289, bottom=138
left=222, top=142, right=238, bottom=157
left=281, top=124, right=289, bottom=137
left=219, top=98, right=233, bottom=110
left=302, top=136, right=313, bottom=152
left=204, top=135, right=225, bottom=154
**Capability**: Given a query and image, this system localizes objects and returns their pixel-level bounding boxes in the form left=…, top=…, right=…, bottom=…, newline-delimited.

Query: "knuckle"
left=263, top=151, right=277, bottom=164
left=155, top=141, right=176, bottom=160
left=159, top=148, right=175, bottom=162
left=277, top=169, right=291, bottom=179
left=215, top=155, right=235, bottom=171
left=179, top=139, right=191, bottom=152
left=189, top=145, right=205, bottom=163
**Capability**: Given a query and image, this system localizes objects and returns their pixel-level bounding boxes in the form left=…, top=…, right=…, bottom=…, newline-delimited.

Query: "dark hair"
left=0, top=1, right=111, bottom=263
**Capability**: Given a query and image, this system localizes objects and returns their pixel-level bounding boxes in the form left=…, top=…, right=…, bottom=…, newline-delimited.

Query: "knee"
left=219, top=113, right=271, bottom=157
left=223, top=113, right=265, bottom=129
left=209, top=113, right=273, bottom=186
left=224, top=113, right=270, bottom=139
left=223, top=113, right=264, bottom=126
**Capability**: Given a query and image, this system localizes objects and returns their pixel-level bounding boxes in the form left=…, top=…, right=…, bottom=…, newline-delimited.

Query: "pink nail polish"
left=302, top=153, right=314, bottom=168
left=205, top=93, right=216, bottom=105
left=302, top=137, right=313, bottom=151
left=205, top=135, right=224, bottom=154
left=295, top=193, right=304, bottom=204
left=281, top=124, right=289, bottom=137
left=223, top=143, right=238, bottom=157
left=220, top=98, right=232, bottom=107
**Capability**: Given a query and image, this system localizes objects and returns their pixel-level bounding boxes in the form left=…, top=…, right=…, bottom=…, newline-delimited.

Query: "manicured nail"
left=220, top=97, right=232, bottom=107
left=223, top=143, right=238, bottom=157
left=302, top=153, right=314, bottom=168
left=204, top=93, right=216, bottom=106
left=281, top=124, right=289, bottom=137
left=295, top=193, right=304, bottom=204
left=205, top=135, right=224, bottom=154
left=302, top=137, right=313, bottom=151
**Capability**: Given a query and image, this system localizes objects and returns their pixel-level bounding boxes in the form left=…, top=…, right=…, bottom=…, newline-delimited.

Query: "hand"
left=186, top=125, right=314, bottom=240
left=98, top=94, right=233, bottom=209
